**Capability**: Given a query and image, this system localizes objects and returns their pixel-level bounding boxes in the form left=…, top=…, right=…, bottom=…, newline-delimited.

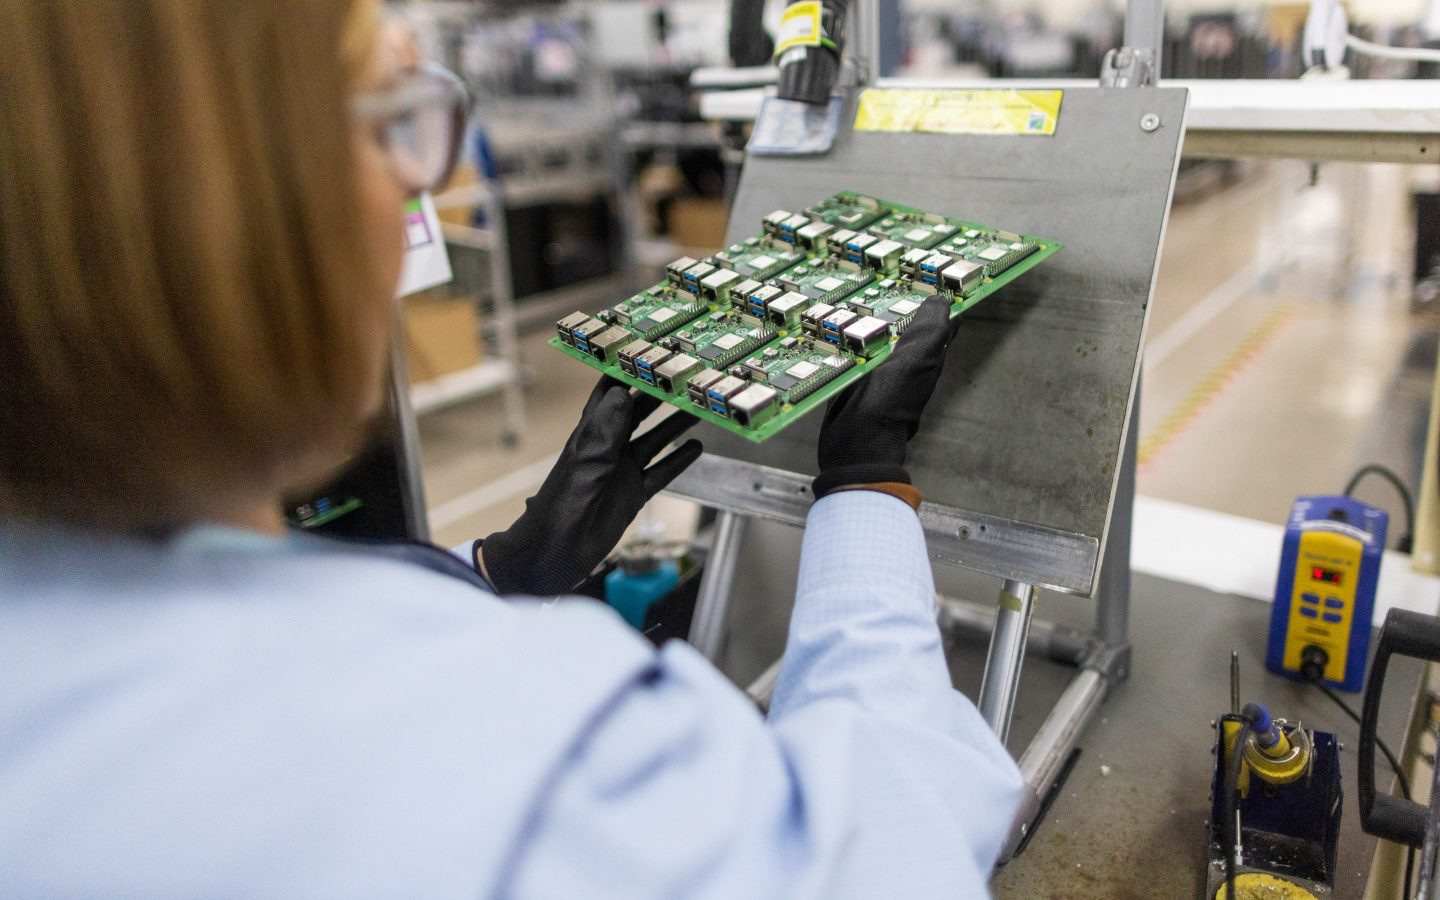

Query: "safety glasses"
left=351, top=62, right=469, bottom=195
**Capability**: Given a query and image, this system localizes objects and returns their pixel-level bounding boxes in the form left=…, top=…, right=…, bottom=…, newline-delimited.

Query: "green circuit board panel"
left=550, top=191, right=1062, bottom=442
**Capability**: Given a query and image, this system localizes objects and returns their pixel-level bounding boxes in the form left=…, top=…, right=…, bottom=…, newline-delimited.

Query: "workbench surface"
left=966, top=573, right=1424, bottom=900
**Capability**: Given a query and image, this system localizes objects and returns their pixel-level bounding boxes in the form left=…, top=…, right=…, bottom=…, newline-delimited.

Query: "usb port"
left=822, top=333, right=841, bottom=345
left=921, top=274, right=937, bottom=285
left=639, top=370, right=656, bottom=384
left=709, top=402, right=729, bottom=417
left=846, top=253, right=862, bottom=263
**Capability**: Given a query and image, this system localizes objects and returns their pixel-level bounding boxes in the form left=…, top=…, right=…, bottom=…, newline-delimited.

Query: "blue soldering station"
left=1265, top=495, right=1387, bottom=692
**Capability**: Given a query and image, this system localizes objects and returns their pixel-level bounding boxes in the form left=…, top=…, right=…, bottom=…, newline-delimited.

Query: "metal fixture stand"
left=977, top=581, right=1039, bottom=744
left=675, top=0, right=1179, bottom=865
left=689, top=511, right=748, bottom=661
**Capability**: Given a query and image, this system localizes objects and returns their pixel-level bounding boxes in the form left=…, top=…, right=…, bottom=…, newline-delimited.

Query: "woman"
left=0, top=2, right=1021, bottom=897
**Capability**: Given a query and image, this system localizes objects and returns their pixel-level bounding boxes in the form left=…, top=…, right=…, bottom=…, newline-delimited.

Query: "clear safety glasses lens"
left=353, top=63, right=468, bottom=194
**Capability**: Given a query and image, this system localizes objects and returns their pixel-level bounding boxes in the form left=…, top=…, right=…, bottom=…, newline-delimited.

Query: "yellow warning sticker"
left=774, top=1, right=823, bottom=56
left=854, top=88, right=1063, bottom=137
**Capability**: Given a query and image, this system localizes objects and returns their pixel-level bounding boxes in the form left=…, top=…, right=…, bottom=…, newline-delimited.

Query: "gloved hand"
left=479, top=378, right=702, bottom=596
left=812, top=297, right=962, bottom=500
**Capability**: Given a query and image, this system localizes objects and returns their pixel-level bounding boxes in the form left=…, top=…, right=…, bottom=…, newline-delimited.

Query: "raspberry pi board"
left=550, top=192, right=1061, bottom=442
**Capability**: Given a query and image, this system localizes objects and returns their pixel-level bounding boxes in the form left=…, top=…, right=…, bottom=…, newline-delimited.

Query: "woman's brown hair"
left=0, top=0, right=388, bottom=529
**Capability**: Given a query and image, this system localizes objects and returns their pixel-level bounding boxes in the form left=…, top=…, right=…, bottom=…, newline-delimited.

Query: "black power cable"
left=1343, top=464, right=1416, bottom=553
left=1313, top=679, right=1416, bottom=897
left=1219, top=712, right=1252, bottom=900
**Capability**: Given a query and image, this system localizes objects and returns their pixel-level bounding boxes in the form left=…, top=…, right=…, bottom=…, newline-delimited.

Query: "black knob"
left=1301, top=645, right=1329, bottom=683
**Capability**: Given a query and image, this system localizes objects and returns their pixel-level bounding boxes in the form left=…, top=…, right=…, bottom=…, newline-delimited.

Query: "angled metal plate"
left=672, top=86, right=1188, bottom=596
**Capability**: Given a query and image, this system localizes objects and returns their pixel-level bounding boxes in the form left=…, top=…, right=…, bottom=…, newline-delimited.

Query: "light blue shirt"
left=0, top=492, right=1021, bottom=898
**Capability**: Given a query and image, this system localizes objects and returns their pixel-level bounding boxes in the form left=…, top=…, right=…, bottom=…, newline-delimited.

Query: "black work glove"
left=479, top=377, right=703, bottom=596
left=812, top=297, right=962, bottom=499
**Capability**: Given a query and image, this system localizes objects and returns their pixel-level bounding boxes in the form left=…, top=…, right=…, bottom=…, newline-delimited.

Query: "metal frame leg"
left=1095, top=390, right=1138, bottom=676
left=977, top=580, right=1038, bottom=745
left=689, top=511, right=748, bottom=662
left=481, top=179, right=526, bottom=446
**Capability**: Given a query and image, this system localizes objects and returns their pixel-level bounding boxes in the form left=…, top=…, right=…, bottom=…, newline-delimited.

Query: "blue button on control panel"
left=1302, top=593, right=1320, bottom=605
left=1300, top=607, right=1318, bottom=619
left=1323, top=612, right=1342, bottom=623
left=1325, top=597, right=1344, bottom=609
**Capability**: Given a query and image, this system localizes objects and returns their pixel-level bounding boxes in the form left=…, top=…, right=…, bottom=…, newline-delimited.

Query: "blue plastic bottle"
left=605, top=557, right=680, bottom=630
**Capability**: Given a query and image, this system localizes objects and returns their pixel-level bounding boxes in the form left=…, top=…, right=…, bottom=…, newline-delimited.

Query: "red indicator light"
left=1311, top=567, right=1343, bottom=585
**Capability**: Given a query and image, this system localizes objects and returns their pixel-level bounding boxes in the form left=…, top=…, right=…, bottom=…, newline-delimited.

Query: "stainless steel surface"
left=938, top=596, right=1090, bottom=666
left=665, top=455, right=1100, bottom=594
left=689, top=510, right=748, bottom=661
left=1123, top=0, right=1165, bottom=74
left=1095, top=397, right=1137, bottom=652
left=848, top=0, right=880, bottom=87
left=978, top=581, right=1038, bottom=743
left=692, top=86, right=1188, bottom=597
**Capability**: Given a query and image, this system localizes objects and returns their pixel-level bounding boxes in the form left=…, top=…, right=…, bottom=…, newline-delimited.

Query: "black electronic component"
left=774, top=0, right=848, bottom=106
left=693, top=326, right=777, bottom=368
left=789, top=356, right=853, bottom=402
left=978, top=241, right=1040, bottom=276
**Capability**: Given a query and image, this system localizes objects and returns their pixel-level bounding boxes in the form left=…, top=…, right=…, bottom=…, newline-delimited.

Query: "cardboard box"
left=669, top=198, right=730, bottom=252
left=403, top=292, right=481, bottom=383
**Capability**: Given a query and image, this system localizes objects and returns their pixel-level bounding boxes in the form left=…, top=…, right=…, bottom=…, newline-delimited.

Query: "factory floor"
left=415, top=158, right=1439, bottom=897
left=421, top=158, right=1439, bottom=551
